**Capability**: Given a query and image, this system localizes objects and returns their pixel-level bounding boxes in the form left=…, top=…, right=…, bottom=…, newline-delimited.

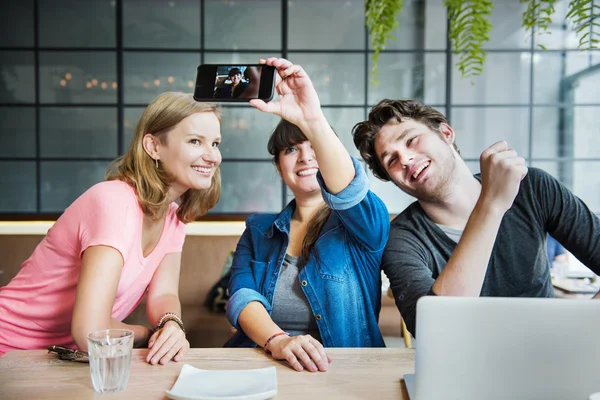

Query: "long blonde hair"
left=106, top=92, right=221, bottom=223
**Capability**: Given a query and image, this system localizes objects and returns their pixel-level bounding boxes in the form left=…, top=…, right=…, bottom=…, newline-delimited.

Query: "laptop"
left=404, top=296, right=600, bottom=400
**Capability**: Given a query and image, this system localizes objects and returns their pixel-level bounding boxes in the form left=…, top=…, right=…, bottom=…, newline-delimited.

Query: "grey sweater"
left=383, top=168, right=600, bottom=336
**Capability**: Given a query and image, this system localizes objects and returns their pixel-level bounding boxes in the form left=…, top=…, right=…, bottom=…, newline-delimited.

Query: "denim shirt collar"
left=266, top=199, right=296, bottom=238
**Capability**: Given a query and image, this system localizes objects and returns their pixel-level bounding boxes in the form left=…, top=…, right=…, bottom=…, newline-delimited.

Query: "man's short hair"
left=228, top=68, right=242, bottom=78
left=352, top=99, right=458, bottom=182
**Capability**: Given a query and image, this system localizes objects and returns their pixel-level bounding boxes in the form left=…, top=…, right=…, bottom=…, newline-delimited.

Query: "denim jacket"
left=225, top=156, right=389, bottom=348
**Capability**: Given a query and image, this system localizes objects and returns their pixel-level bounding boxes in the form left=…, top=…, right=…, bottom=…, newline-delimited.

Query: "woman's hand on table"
left=145, top=321, right=189, bottom=365
left=267, top=334, right=332, bottom=372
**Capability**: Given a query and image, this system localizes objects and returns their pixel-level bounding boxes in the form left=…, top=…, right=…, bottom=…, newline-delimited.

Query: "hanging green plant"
left=365, top=0, right=405, bottom=85
left=521, top=0, right=557, bottom=50
left=566, top=0, right=600, bottom=49
left=444, top=0, right=494, bottom=78
left=365, top=0, right=597, bottom=81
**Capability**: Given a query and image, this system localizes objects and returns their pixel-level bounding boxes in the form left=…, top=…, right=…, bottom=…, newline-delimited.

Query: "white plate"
left=166, top=364, right=277, bottom=400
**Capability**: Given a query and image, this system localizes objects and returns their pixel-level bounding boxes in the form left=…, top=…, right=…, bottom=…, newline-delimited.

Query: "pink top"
left=0, top=180, right=186, bottom=355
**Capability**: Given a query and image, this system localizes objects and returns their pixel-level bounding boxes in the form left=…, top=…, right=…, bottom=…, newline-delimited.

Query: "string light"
left=168, top=76, right=174, bottom=84
left=187, top=80, right=194, bottom=88
left=143, top=82, right=149, bottom=88
left=60, top=79, right=67, bottom=87
left=154, top=79, right=160, bottom=86
left=86, top=82, right=92, bottom=89
left=91, top=78, right=98, bottom=86
left=101, top=82, right=107, bottom=89
left=112, top=82, right=118, bottom=89
left=65, top=72, right=72, bottom=80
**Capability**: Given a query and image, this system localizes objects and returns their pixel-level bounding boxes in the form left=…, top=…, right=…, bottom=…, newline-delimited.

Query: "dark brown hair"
left=267, top=119, right=332, bottom=265
left=352, top=99, right=458, bottom=182
left=228, top=68, right=242, bottom=78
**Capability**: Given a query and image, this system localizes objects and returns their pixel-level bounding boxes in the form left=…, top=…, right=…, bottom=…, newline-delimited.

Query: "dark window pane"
left=218, top=107, right=280, bottom=159
left=39, top=0, right=116, bottom=48
left=40, top=108, right=118, bottom=158
left=210, top=161, right=282, bottom=213
left=205, top=0, right=281, bottom=50
left=0, top=161, right=36, bottom=212
left=0, top=0, right=34, bottom=47
left=123, top=0, right=201, bottom=49
left=0, top=51, right=35, bottom=103
left=288, top=0, right=364, bottom=50
left=123, top=107, right=145, bottom=152
left=41, top=161, right=110, bottom=212
left=0, top=107, right=36, bottom=157
left=39, top=52, right=117, bottom=104
left=450, top=107, right=530, bottom=159
left=123, top=52, right=200, bottom=104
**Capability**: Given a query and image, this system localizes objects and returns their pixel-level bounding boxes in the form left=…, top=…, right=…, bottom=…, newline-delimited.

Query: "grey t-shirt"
left=384, top=168, right=600, bottom=336
left=436, top=224, right=463, bottom=244
left=270, top=254, right=321, bottom=341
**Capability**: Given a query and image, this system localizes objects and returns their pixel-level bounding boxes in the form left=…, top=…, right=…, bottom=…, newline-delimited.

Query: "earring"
left=155, top=159, right=159, bottom=169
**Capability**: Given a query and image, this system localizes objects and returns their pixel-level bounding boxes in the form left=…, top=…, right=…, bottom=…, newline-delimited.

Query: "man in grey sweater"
left=352, top=99, right=600, bottom=336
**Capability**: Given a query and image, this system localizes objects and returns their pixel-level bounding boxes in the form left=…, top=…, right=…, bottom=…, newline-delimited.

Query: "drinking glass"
left=87, top=329, right=134, bottom=393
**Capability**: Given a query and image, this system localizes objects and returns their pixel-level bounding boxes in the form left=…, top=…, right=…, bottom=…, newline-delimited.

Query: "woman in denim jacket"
left=225, top=58, right=390, bottom=372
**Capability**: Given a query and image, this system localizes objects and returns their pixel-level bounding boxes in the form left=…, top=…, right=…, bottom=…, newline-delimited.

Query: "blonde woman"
left=0, top=93, right=221, bottom=366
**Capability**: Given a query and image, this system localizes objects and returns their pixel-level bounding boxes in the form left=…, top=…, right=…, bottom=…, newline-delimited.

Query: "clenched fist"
left=478, top=141, right=528, bottom=214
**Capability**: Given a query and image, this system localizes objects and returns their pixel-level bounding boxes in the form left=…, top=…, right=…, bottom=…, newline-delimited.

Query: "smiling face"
left=146, top=112, right=222, bottom=199
left=374, top=118, right=457, bottom=202
left=230, top=73, right=242, bottom=85
left=277, top=140, right=321, bottom=196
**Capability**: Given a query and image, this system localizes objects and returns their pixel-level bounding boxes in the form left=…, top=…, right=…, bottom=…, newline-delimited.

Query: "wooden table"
left=0, top=348, right=415, bottom=399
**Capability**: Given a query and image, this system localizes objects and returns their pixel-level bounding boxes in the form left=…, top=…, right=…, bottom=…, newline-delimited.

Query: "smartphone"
left=193, top=64, right=276, bottom=102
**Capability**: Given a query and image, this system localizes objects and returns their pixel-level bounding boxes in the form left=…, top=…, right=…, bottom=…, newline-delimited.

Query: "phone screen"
left=194, top=64, right=275, bottom=102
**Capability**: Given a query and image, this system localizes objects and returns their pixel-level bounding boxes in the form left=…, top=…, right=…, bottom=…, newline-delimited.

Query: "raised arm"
left=317, top=156, right=389, bottom=252
left=250, top=57, right=354, bottom=195
left=71, top=246, right=152, bottom=351
left=431, top=141, right=528, bottom=296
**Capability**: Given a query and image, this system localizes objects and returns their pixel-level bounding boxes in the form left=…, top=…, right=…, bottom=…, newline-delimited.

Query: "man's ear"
left=142, top=133, right=160, bottom=161
left=439, top=123, right=456, bottom=145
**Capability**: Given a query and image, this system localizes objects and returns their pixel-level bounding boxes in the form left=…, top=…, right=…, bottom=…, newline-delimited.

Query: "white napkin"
left=166, top=364, right=277, bottom=400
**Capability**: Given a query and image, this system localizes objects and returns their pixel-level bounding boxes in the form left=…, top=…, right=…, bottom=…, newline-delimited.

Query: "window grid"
left=1, top=0, right=600, bottom=218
